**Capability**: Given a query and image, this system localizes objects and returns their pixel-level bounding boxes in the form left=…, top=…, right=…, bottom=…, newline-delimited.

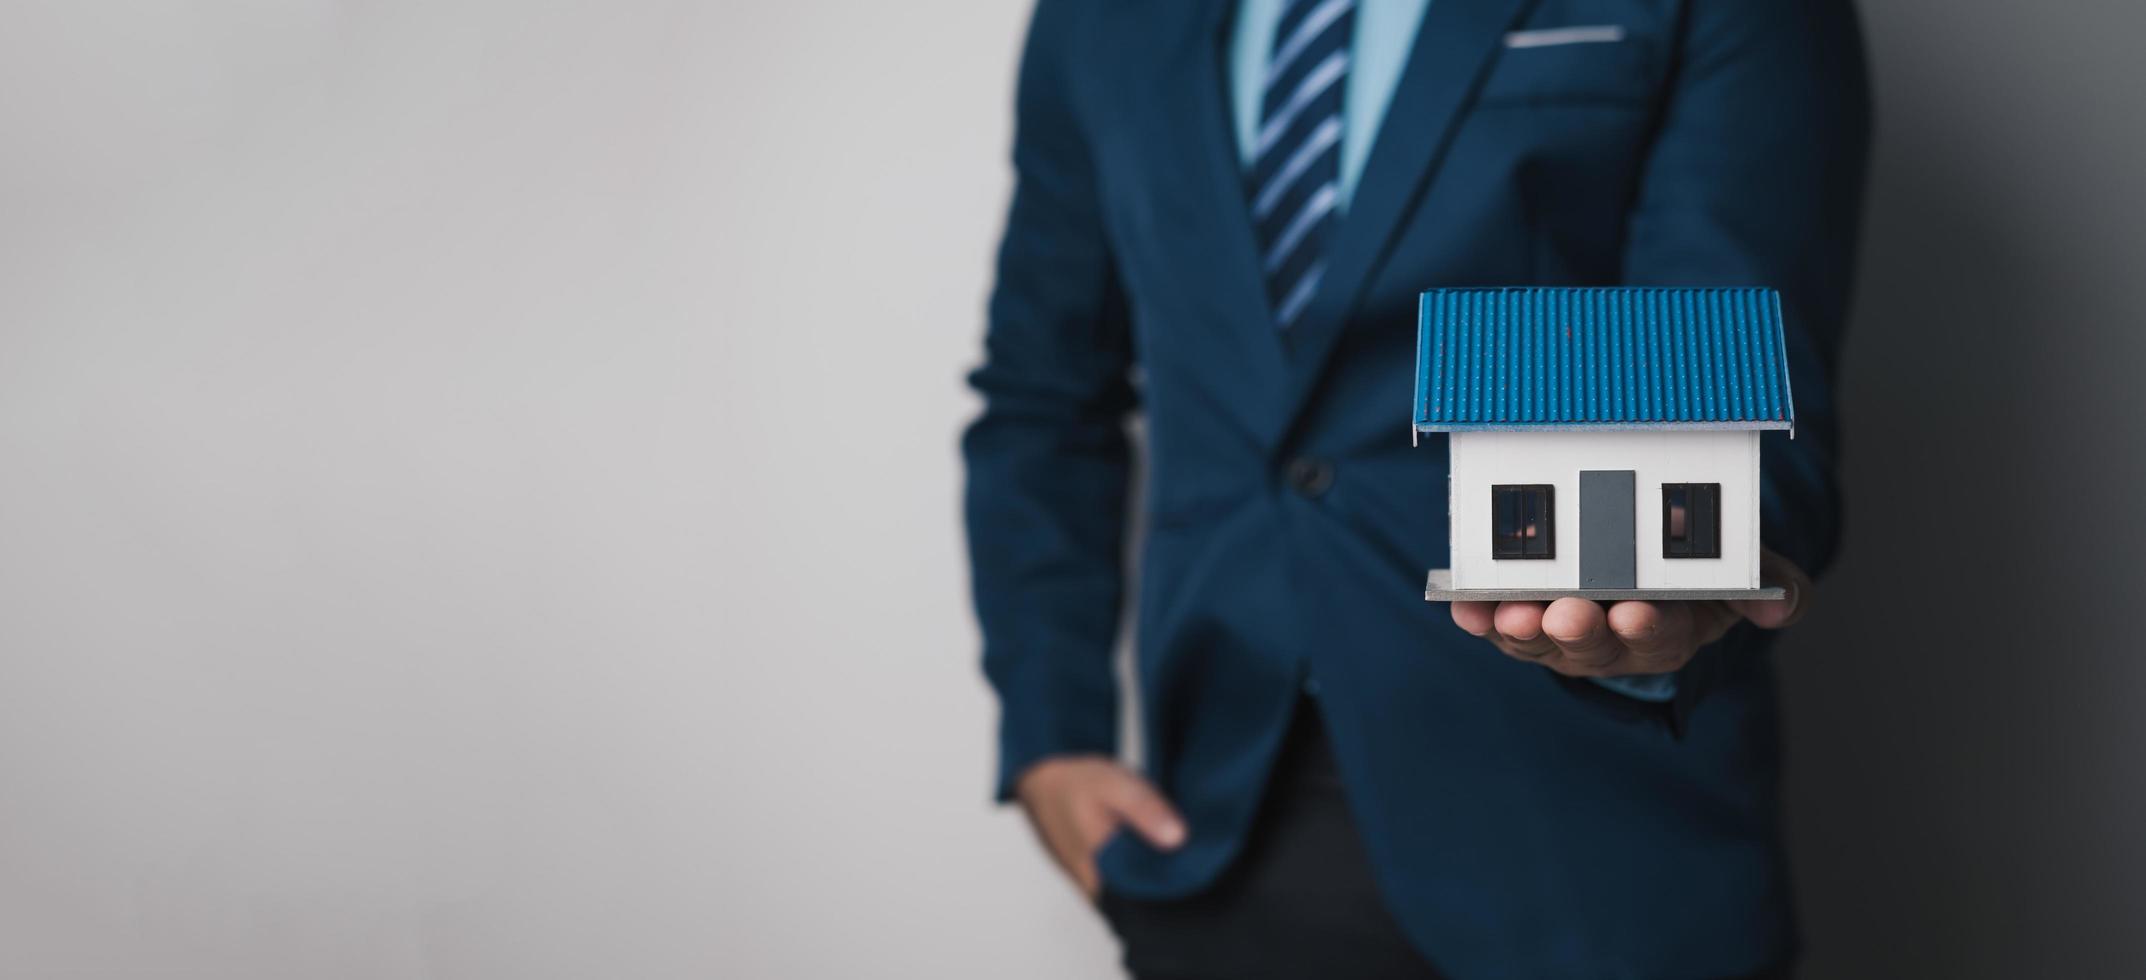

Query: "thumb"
left=1104, top=776, right=1188, bottom=851
left=1730, top=549, right=1810, bottom=630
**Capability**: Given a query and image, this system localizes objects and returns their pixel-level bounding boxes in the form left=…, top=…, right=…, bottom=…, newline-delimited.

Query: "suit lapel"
left=1155, top=0, right=1294, bottom=441
left=1271, top=0, right=1538, bottom=444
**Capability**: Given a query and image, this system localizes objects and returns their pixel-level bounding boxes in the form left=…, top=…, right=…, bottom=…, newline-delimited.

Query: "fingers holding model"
left=1452, top=547, right=1812, bottom=677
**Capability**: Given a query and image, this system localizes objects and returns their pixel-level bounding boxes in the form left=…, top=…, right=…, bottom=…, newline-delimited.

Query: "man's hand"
left=1451, top=548, right=1812, bottom=678
left=1015, top=756, right=1186, bottom=900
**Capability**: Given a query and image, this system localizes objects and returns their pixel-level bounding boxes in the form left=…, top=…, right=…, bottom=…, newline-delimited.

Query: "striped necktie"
left=1249, top=0, right=1356, bottom=330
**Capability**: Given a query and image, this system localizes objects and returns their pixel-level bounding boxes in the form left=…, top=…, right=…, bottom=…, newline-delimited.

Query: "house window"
left=1491, top=485, right=1555, bottom=559
left=1663, top=483, right=1722, bottom=558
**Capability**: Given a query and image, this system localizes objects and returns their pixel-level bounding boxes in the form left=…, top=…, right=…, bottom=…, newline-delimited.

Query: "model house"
left=1415, top=287, right=1790, bottom=600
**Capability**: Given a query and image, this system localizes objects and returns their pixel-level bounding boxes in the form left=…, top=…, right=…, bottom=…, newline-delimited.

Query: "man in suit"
left=963, top=1, right=1868, bottom=976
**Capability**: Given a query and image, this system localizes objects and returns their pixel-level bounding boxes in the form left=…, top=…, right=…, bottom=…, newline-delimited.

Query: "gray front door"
left=1579, top=470, right=1636, bottom=589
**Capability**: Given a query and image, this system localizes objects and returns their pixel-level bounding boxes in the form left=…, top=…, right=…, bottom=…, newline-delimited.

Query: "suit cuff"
left=989, top=658, right=1119, bottom=802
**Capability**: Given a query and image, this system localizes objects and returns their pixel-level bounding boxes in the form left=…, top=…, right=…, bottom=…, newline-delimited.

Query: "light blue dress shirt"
left=1228, top=0, right=1678, bottom=703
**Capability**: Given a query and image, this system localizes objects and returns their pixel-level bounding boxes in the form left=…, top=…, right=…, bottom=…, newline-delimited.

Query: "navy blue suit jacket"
left=964, top=1, right=1869, bottom=975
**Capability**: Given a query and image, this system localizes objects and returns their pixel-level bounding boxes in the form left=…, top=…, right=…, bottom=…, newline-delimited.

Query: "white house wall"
left=1447, top=429, right=1760, bottom=590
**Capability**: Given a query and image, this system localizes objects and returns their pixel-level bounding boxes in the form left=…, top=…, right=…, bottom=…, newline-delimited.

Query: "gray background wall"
left=1781, top=1, right=2146, bottom=975
left=0, top=2, right=2137, bottom=977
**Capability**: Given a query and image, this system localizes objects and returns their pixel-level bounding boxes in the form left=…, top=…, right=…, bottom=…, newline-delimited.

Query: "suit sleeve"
left=963, top=0, right=1137, bottom=802
left=1606, top=0, right=1871, bottom=726
left=1621, top=0, right=1872, bottom=578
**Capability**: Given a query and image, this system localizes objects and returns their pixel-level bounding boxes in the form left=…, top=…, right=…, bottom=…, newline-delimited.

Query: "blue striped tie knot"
left=1249, top=0, right=1357, bottom=330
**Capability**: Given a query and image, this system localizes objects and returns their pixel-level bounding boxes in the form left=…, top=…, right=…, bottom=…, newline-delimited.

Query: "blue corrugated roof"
left=1413, top=287, right=1794, bottom=432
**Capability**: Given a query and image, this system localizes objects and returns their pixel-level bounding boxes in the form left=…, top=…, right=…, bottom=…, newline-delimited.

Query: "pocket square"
left=1503, top=25, right=1627, bottom=48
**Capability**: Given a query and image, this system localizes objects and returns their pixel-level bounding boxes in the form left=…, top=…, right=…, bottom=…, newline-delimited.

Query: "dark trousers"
left=1098, top=701, right=1793, bottom=980
left=1099, top=703, right=1448, bottom=980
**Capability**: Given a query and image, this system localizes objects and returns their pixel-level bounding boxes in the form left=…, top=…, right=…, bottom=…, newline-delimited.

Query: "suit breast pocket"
left=1474, top=33, right=1662, bottom=108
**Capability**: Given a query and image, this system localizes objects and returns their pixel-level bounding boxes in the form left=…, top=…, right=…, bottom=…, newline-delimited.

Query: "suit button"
left=1284, top=457, right=1335, bottom=498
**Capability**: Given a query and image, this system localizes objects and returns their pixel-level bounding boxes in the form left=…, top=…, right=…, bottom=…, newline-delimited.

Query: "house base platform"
left=1424, top=569, right=1787, bottom=603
